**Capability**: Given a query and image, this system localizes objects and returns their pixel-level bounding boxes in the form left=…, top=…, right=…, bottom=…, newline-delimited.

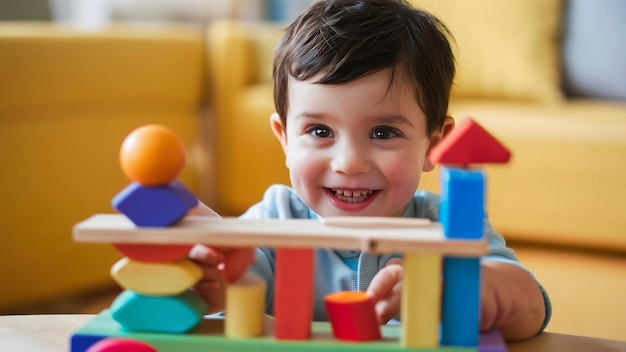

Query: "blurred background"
left=0, top=0, right=313, bottom=25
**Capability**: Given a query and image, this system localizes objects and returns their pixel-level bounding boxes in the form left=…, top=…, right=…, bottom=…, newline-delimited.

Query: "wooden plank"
left=73, top=214, right=488, bottom=256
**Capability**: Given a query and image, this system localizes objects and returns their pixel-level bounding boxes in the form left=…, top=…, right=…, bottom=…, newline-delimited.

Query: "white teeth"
left=331, top=189, right=374, bottom=202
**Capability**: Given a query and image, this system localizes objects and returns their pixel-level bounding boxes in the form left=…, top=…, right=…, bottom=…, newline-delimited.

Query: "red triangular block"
left=430, top=118, right=511, bottom=165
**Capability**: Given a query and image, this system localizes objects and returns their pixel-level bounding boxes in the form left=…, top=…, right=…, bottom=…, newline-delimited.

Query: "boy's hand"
left=189, top=244, right=256, bottom=314
left=187, top=201, right=256, bottom=314
left=189, top=244, right=226, bottom=314
left=366, top=257, right=545, bottom=341
left=366, top=258, right=404, bottom=324
left=481, top=259, right=545, bottom=341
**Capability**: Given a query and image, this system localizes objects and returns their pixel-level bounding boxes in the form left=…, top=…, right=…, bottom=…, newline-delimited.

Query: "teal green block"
left=72, top=310, right=478, bottom=352
left=111, top=290, right=207, bottom=333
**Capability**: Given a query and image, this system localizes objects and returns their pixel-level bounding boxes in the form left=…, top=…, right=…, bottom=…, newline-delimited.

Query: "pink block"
left=86, top=337, right=157, bottom=352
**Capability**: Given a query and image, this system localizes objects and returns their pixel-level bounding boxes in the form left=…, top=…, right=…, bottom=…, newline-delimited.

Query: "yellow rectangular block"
left=401, top=252, right=441, bottom=348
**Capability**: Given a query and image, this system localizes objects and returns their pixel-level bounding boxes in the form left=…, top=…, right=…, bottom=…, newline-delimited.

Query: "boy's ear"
left=270, top=112, right=288, bottom=154
left=423, top=116, right=455, bottom=172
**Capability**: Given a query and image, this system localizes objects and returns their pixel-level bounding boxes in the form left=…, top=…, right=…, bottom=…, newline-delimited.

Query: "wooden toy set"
left=70, top=119, right=510, bottom=352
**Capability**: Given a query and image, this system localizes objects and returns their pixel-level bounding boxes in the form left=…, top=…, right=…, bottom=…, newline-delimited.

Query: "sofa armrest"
left=206, top=20, right=283, bottom=121
left=206, top=20, right=285, bottom=213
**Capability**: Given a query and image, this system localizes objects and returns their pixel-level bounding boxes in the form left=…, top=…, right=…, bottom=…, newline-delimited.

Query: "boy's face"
left=271, top=68, right=448, bottom=218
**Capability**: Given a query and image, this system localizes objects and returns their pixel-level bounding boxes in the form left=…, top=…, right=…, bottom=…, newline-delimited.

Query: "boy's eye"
left=308, top=125, right=333, bottom=138
left=371, top=127, right=398, bottom=139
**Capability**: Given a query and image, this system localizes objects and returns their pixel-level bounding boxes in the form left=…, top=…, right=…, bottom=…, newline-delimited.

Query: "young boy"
left=190, top=0, right=550, bottom=341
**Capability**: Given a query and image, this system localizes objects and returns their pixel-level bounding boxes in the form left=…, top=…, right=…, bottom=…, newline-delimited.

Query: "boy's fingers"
left=367, top=272, right=393, bottom=302
left=189, top=244, right=224, bottom=266
left=366, top=263, right=404, bottom=324
left=366, top=263, right=403, bottom=301
left=194, top=279, right=225, bottom=314
left=386, top=258, right=403, bottom=266
left=221, top=247, right=256, bottom=283
left=197, top=266, right=221, bottom=281
left=374, top=300, right=397, bottom=324
left=189, top=245, right=255, bottom=283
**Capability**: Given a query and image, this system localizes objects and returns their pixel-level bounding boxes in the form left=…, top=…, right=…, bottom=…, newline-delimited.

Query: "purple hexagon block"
left=112, top=180, right=198, bottom=227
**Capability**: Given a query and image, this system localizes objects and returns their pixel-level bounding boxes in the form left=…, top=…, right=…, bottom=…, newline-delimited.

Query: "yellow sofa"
left=204, top=1, right=626, bottom=341
left=0, top=22, right=207, bottom=312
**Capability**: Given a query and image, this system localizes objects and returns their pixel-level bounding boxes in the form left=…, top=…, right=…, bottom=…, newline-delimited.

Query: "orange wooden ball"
left=120, top=124, right=186, bottom=185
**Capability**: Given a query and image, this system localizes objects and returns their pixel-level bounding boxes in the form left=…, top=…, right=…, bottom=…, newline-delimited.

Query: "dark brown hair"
left=273, top=0, right=455, bottom=136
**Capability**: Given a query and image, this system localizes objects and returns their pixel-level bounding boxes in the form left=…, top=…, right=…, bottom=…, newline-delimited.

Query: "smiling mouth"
left=330, top=188, right=375, bottom=203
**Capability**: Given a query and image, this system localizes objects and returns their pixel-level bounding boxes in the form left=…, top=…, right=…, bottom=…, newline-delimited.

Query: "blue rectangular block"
left=112, top=180, right=198, bottom=227
left=440, top=167, right=485, bottom=239
left=441, top=257, right=481, bottom=347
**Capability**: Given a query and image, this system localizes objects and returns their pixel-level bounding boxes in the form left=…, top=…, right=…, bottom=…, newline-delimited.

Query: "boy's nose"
left=330, top=144, right=371, bottom=175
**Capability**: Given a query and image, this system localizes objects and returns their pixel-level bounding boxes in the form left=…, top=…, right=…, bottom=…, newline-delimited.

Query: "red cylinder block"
left=324, top=291, right=382, bottom=342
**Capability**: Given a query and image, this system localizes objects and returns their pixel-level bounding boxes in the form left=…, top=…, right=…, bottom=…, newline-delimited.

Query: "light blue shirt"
left=241, top=184, right=551, bottom=330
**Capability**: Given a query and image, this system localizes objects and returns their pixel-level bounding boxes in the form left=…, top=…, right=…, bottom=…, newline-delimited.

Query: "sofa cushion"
left=0, top=23, right=204, bottom=112
left=562, top=0, right=626, bottom=101
left=411, top=0, right=564, bottom=103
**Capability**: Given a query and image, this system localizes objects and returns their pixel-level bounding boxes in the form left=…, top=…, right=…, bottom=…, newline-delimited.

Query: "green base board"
left=71, top=310, right=483, bottom=352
